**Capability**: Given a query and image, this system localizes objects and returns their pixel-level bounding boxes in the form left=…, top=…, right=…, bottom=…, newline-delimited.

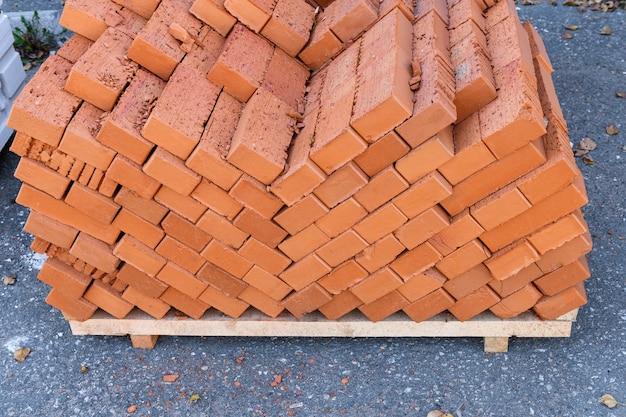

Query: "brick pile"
left=7, top=0, right=591, bottom=325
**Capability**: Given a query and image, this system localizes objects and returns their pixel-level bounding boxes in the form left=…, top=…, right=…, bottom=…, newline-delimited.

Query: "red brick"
left=351, top=9, right=413, bottom=142
left=442, top=261, right=492, bottom=299
left=394, top=206, right=450, bottom=250
left=66, top=28, right=137, bottom=111
left=160, top=213, right=210, bottom=252
left=55, top=34, right=92, bottom=64
left=393, top=171, right=452, bottom=219
left=197, top=209, right=249, bottom=249
left=353, top=167, right=409, bottom=213
left=403, top=288, right=455, bottom=322
left=315, top=198, right=367, bottom=239
left=279, top=254, right=331, bottom=291
left=111, top=0, right=160, bottom=19
left=379, top=0, right=414, bottom=19
left=117, top=263, right=168, bottom=298
left=208, top=24, right=274, bottom=101
left=353, top=131, right=410, bottom=178
left=312, top=162, right=367, bottom=209
left=428, top=208, right=484, bottom=255
left=318, top=260, right=368, bottom=294
left=197, top=263, right=247, bottom=297
left=202, top=239, right=254, bottom=278
left=58, top=0, right=119, bottom=41
left=536, top=232, right=592, bottom=274
left=283, top=283, right=332, bottom=318
left=326, top=0, right=378, bottom=42
left=69, top=233, right=119, bottom=273
left=229, top=175, right=283, bottom=219
left=534, top=257, right=590, bottom=296
left=528, top=211, right=588, bottom=255
left=278, top=224, right=330, bottom=262
left=298, top=11, right=342, bottom=70
left=533, top=282, right=587, bottom=320
left=233, top=208, right=287, bottom=248
left=46, top=288, right=97, bottom=321
left=485, top=240, right=540, bottom=281
left=23, top=211, right=79, bottom=249
left=238, top=238, right=292, bottom=275
left=397, top=268, right=446, bottom=302
left=190, top=0, right=237, bottom=36
left=227, top=89, right=293, bottom=185
left=243, top=265, right=292, bottom=300
left=238, top=286, right=285, bottom=317
left=145, top=148, right=203, bottom=197
left=38, top=258, right=92, bottom=298
left=273, top=194, right=328, bottom=235
left=65, top=182, right=120, bottom=224
left=58, top=103, right=116, bottom=171
left=16, top=185, right=121, bottom=245
left=315, top=229, right=368, bottom=267
left=487, top=14, right=534, bottom=74
left=122, top=285, right=170, bottom=319
left=523, top=20, right=553, bottom=73
left=355, top=234, right=405, bottom=273
left=488, top=263, right=542, bottom=298
left=83, top=280, right=133, bottom=319
left=351, top=267, right=403, bottom=304
left=396, top=128, right=454, bottom=184
left=159, top=287, right=210, bottom=319
left=435, top=239, right=490, bottom=279
left=106, top=155, right=160, bottom=199
left=104, top=8, right=148, bottom=38
left=186, top=93, right=243, bottom=191
left=359, top=290, right=409, bottom=322
left=112, top=209, right=164, bottom=248
left=113, top=234, right=167, bottom=276
left=353, top=203, right=407, bottom=244
left=96, top=69, right=164, bottom=165
left=156, top=262, right=207, bottom=299
left=7, top=56, right=81, bottom=147
left=448, top=285, right=500, bottom=321
left=14, top=158, right=71, bottom=199
left=490, top=284, right=542, bottom=319
left=224, top=0, right=275, bottom=32
left=199, top=285, right=250, bottom=318
left=261, top=0, right=315, bottom=57
left=113, top=188, right=167, bottom=225
left=471, top=186, right=532, bottom=231
left=390, top=242, right=443, bottom=280
left=154, top=186, right=207, bottom=223
left=318, top=290, right=363, bottom=320
left=156, top=236, right=206, bottom=274
left=192, top=180, right=243, bottom=221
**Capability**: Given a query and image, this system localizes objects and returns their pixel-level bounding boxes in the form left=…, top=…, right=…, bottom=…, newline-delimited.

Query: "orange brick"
left=394, top=206, right=450, bottom=250
left=353, top=167, right=409, bottom=213
left=192, top=180, right=243, bottom=220
left=428, top=209, right=484, bottom=255
left=156, top=236, right=206, bottom=274
left=489, top=284, right=542, bottom=319
left=224, top=0, right=275, bottom=32
left=106, top=155, right=161, bottom=200
left=114, top=187, right=167, bottom=225
left=117, top=263, right=168, bottom=298
left=229, top=175, right=283, bottom=219
left=279, top=254, right=331, bottom=291
left=261, top=0, right=315, bottom=57
left=397, top=268, right=446, bottom=302
left=154, top=186, right=207, bottom=223
left=233, top=208, right=288, bottom=248
left=274, top=194, right=329, bottom=235
left=243, top=264, right=293, bottom=300
left=315, top=198, right=367, bottom=239
left=312, top=162, right=368, bottom=209
left=238, top=286, right=285, bottom=317
left=55, top=34, right=92, bottom=64
left=111, top=0, right=160, bottom=19
left=46, top=288, right=97, bottom=321
left=448, top=285, right=500, bottom=321
left=298, top=11, right=342, bottom=70
left=353, top=131, right=410, bottom=177
left=379, top=0, right=414, bottom=19
left=38, top=258, right=92, bottom=298
left=351, top=267, right=403, bottom=304
left=144, top=147, right=203, bottom=196
left=396, top=128, right=455, bottom=184
left=393, top=171, right=452, bottom=219
left=197, top=209, right=249, bottom=249
left=326, top=0, right=378, bottom=42
left=227, top=89, right=293, bottom=185
left=112, top=209, right=164, bottom=248
left=113, top=234, right=166, bottom=276
left=23, top=211, right=79, bottom=249
left=353, top=203, right=407, bottom=244
left=190, top=0, right=237, bottom=36
left=58, top=0, right=119, bottom=41
left=202, top=239, right=254, bottom=278
left=69, top=233, right=120, bottom=273
left=534, top=257, right=590, bottom=296
left=536, top=232, right=592, bottom=274
left=199, top=286, right=249, bottom=318
left=238, top=238, right=292, bottom=275
left=278, top=224, right=330, bottom=262
left=161, top=213, right=211, bottom=252
left=403, top=288, right=455, bottom=322
left=318, top=290, right=363, bottom=320
left=318, top=260, right=368, bottom=294
left=197, top=263, right=247, bottom=297
left=484, top=240, right=540, bottom=281
left=471, top=186, right=532, bottom=231
left=359, top=290, right=409, bottom=322
left=208, top=24, right=274, bottom=101
left=436, top=239, right=490, bottom=279
left=65, top=182, right=120, bottom=224
left=390, top=241, right=442, bottom=280
left=523, top=20, right=553, bottom=73
left=65, top=28, right=137, bottom=111
left=159, top=287, right=210, bottom=319
left=283, top=283, right=332, bottom=318
left=7, top=56, right=82, bottom=147
left=527, top=211, right=587, bottom=255
left=122, top=285, right=170, bottom=319
left=533, top=282, right=587, bottom=320
left=84, top=280, right=133, bottom=319
left=355, top=234, right=405, bottom=273
left=316, top=229, right=368, bottom=267
left=186, top=92, right=243, bottom=191
left=104, top=8, right=148, bottom=38
left=96, top=69, right=164, bottom=165
left=156, top=262, right=208, bottom=299
left=14, top=158, right=71, bottom=199
left=488, top=263, right=542, bottom=298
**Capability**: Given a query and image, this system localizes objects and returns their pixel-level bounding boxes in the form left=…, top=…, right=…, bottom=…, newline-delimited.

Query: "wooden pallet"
left=66, top=308, right=579, bottom=352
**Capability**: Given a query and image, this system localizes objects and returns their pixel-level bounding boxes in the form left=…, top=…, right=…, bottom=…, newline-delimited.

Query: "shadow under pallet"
left=65, top=308, right=579, bottom=353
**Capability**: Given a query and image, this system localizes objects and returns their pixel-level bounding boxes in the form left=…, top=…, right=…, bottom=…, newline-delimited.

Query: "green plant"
left=12, top=11, right=66, bottom=69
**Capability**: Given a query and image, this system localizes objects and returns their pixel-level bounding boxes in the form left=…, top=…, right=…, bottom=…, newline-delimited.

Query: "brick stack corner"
left=7, top=0, right=592, bottom=325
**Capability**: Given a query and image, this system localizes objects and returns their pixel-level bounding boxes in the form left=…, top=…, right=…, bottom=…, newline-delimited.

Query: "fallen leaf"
left=616, top=92, right=626, bottom=98
left=426, top=411, right=444, bottom=417
left=341, top=377, right=349, bottom=384
left=577, top=137, right=597, bottom=151
left=189, top=393, right=200, bottom=403
left=13, top=347, right=30, bottom=362
left=127, top=404, right=137, bottom=413
left=80, top=365, right=90, bottom=373
left=600, top=394, right=618, bottom=408
left=270, top=375, right=282, bottom=387
left=574, top=149, right=589, bottom=157
left=163, top=374, right=179, bottom=383
left=562, top=31, right=574, bottom=39
left=563, top=0, right=579, bottom=5
left=600, top=25, right=612, bottom=35
left=606, top=124, right=619, bottom=135
left=23, top=62, right=33, bottom=71
left=582, top=155, right=595, bottom=165
left=564, top=24, right=579, bottom=30
left=3, top=275, right=16, bottom=285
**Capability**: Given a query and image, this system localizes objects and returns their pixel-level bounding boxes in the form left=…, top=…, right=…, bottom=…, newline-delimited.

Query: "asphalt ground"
left=0, top=3, right=625, bottom=416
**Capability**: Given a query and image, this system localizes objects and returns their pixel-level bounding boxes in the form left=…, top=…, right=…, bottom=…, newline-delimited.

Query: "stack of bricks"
left=7, top=0, right=592, bottom=325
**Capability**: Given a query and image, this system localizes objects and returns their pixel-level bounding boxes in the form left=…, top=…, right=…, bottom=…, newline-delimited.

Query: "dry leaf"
left=341, top=377, right=349, bottom=384
left=574, top=149, right=589, bottom=157
left=13, top=347, right=30, bottom=362
left=3, top=274, right=16, bottom=285
left=563, top=0, right=579, bottom=5
left=163, top=374, right=179, bottom=382
left=606, top=124, right=619, bottom=135
left=616, top=92, right=626, bottom=98
left=562, top=31, right=574, bottom=39
left=582, top=155, right=595, bottom=165
left=564, top=24, right=579, bottom=30
left=80, top=365, right=89, bottom=373
left=427, top=411, right=444, bottom=417
left=600, top=394, right=618, bottom=408
left=127, top=404, right=137, bottom=413
left=577, top=138, right=597, bottom=151
left=189, top=393, right=200, bottom=403
left=600, top=25, right=612, bottom=35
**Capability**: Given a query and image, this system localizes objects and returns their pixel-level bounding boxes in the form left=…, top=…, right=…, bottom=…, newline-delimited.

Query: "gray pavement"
left=1, top=3, right=625, bottom=416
